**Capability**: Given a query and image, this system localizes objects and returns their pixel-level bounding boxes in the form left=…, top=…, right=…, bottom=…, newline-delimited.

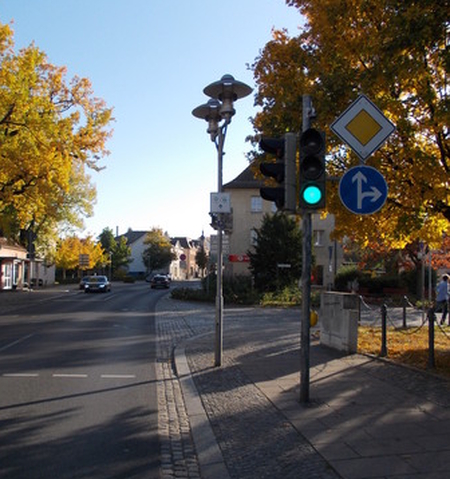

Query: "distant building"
left=222, top=165, right=344, bottom=288
left=117, top=230, right=206, bottom=280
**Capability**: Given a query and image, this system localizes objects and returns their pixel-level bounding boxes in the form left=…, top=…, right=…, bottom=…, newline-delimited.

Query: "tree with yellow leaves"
left=0, top=23, right=113, bottom=249
left=55, top=235, right=108, bottom=278
left=250, top=0, right=449, bottom=250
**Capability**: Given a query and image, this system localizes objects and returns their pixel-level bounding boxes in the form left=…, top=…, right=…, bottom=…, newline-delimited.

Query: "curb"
left=174, top=340, right=231, bottom=479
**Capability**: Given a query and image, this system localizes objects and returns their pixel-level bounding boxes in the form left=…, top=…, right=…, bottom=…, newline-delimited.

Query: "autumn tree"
left=55, top=235, right=106, bottom=278
left=250, top=0, right=449, bottom=250
left=0, top=23, right=113, bottom=247
left=142, top=228, right=175, bottom=276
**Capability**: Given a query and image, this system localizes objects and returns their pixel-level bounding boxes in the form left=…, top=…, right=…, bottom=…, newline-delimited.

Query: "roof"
left=117, top=230, right=147, bottom=244
left=223, top=164, right=265, bottom=189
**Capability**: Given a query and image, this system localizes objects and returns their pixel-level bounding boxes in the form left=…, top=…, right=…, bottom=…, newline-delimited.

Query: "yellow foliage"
left=0, top=23, right=113, bottom=237
left=251, top=0, right=450, bottom=248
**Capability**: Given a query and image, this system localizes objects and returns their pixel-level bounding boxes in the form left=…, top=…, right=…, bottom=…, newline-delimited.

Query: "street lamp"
left=192, top=74, right=252, bottom=367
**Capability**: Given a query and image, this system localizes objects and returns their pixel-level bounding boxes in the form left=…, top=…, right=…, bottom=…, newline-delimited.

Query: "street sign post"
left=339, top=165, right=388, bottom=215
left=331, top=94, right=395, bottom=161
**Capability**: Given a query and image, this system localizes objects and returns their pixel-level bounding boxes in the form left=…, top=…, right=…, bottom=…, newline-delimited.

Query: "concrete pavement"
left=156, top=296, right=450, bottom=479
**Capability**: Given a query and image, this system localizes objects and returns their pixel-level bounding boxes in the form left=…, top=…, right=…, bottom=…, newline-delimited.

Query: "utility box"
left=320, top=292, right=359, bottom=353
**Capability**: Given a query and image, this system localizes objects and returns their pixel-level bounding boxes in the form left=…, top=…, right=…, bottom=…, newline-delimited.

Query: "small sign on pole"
left=79, top=254, right=90, bottom=267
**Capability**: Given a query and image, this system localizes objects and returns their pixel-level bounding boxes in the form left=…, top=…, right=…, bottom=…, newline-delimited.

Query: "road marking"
left=1, top=372, right=136, bottom=379
left=0, top=333, right=35, bottom=352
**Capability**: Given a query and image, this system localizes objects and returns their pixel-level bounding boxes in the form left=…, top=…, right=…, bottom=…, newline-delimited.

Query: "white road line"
left=3, top=373, right=39, bottom=377
left=0, top=333, right=35, bottom=352
left=52, top=373, right=88, bottom=378
left=100, top=374, right=136, bottom=379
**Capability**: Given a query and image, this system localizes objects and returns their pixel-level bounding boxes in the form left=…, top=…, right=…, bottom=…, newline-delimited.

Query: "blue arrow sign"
left=339, top=165, right=388, bottom=214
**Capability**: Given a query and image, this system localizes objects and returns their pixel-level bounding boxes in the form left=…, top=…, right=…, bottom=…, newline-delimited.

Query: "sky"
left=0, top=0, right=303, bottom=240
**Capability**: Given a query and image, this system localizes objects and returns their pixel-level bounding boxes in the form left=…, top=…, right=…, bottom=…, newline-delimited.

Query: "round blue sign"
left=339, top=165, right=388, bottom=215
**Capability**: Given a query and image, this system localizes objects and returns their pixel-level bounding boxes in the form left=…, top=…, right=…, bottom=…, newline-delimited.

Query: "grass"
left=358, top=325, right=450, bottom=379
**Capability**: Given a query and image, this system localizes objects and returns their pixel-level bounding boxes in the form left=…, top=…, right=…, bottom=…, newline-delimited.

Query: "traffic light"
left=259, top=133, right=296, bottom=212
left=299, top=128, right=326, bottom=210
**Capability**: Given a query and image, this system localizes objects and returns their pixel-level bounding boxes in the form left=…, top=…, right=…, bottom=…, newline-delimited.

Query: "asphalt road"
left=0, top=282, right=169, bottom=479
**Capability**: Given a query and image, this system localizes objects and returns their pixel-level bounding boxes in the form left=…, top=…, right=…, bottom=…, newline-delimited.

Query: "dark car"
left=84, top=275, right=111, bottom=293
left=79, top=276, right=90, bottom=290
left=151, top=274, right=170, bottom=289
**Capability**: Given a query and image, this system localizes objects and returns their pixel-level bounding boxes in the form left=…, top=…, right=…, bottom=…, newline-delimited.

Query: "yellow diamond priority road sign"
left=331, top=94, right=395, bottom=161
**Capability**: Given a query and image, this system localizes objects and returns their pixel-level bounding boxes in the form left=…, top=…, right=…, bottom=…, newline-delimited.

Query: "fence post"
left=428, top=307, right=435, bottom=369
left=402, top=295, right=407, bottom=329
left=380, top=303, right=388, bottom=357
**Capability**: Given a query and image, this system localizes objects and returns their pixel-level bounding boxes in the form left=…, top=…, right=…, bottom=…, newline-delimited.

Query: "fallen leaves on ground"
left=358, top=325, right=450, bottom=379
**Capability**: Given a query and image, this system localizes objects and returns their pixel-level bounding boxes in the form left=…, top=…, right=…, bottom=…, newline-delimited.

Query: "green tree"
left=142, top=228, right=175, bottom=275
left=250, top=0, right=449, bottom=249
left=98, top=227, right=131, bottom=277
left=248, top=213, right=303, bottom=291
left=195, top=242, right=208, bottom=277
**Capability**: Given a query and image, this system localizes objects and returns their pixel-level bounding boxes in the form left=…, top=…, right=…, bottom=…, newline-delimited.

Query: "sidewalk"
left=157, top=296, right=450, bottom=479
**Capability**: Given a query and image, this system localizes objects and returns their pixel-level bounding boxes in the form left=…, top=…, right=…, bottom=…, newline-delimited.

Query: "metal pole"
left=300, top=212, right=312, bottom=403
left=214, top=125, right=226, bottom=367
left=428, top=307, right=435, bottom=369
left=300, top=95, right=313, bottom=404
left=380, top=304, right=387, bottom=357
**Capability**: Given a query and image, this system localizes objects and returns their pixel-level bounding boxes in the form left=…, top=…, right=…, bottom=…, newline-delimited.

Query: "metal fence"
left=358, top=295, right=450, bottom=369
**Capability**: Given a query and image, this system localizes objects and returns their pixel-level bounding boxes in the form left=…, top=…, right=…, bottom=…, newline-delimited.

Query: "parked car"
left=79, top=276, right=90, bottom=290
left=84, top=275, right=111, bottom=293
left=150, top=274, right=170, bottom=289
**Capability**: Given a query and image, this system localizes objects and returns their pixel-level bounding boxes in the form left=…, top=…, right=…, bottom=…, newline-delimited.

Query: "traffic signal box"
left=299, top=128, right=326, bottom=210
left=259, top=133, right=296, bottom=212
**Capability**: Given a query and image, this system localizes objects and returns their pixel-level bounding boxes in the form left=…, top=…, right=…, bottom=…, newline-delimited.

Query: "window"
left=313, top=230, right=325, bottom=247
left=251, top=196, right=262, bottom=212
left=250, top=229, right=258, bottom=246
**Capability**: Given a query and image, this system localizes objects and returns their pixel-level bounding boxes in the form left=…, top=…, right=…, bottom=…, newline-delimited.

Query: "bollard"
left=402, top=295, right=407, bottom=329
left=427, top=308, right=435, bottom=369
left=380, top=304, right=388, bottom=357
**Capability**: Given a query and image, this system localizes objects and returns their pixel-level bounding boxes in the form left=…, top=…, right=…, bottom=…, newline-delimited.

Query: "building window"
left=251, top=196, right=262, bottom=212
left=313, top=230, right=325, bottom=247
left=250, top=229, right=258, bottom=246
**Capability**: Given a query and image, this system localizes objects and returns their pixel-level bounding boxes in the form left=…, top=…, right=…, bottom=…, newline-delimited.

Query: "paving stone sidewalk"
left=157, top=296, right=450, bottom=479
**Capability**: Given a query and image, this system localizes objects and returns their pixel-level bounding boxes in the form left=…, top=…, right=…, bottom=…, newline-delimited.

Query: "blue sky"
left=0, top=0, right=303, bottom=239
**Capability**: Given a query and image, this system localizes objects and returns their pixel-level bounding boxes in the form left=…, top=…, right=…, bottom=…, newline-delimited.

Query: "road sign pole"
left=300, top=95, right=313, bottom=404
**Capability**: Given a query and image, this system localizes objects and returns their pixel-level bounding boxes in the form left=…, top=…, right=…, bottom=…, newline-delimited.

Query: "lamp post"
left=192, top=74, right=252, bottom=367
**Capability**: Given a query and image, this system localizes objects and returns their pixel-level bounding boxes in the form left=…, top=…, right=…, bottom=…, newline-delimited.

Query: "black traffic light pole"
left=300, top=94, right=314, bottom=404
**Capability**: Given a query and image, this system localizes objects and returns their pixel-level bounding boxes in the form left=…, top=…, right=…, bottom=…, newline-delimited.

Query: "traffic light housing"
left=299, top=128, right=326, bottom=210
left=259, top=133, right=296, bottom=212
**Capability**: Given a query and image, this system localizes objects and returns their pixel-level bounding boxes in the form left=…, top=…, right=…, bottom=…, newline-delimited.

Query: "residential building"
left=0, top=238, right=55, bottom=290
left=117, top=230, right=205, bottom=280
left=223, top=165, right=344, bottom=288
left=118, top=230, right=148, bottom=278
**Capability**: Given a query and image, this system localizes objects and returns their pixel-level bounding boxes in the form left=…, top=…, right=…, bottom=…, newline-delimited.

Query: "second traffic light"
left=299, top=128, right=326, bottom=210
left=259, top=133, right=296, bottom=212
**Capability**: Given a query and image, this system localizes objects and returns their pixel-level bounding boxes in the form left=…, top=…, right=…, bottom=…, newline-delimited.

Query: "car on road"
left=84, top=275, right=111, bottom=293
left=79, top=276, right=90, bottom=290
left=150, top=274, right=170, bottom=289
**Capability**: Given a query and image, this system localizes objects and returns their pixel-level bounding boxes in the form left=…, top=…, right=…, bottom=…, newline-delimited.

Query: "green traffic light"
left=302, top=185, right=322, bottom=205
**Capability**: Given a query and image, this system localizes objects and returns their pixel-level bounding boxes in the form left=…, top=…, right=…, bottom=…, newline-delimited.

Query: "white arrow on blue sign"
left=339, top=165, right=388, bottom=215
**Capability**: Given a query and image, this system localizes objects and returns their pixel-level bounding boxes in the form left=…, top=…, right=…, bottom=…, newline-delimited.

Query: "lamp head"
left=203, top=74, right=252, bottom=120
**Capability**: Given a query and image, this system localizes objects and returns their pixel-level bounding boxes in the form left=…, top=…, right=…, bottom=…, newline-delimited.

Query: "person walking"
left=436, top=274, right=449, bottom=325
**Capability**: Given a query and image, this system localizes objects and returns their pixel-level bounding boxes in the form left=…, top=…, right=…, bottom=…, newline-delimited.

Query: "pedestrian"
left=436, top=274, right=449, bottom=325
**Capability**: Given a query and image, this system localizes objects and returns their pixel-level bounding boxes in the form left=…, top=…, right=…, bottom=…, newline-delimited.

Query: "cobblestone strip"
left=156, top=297, right=213, bottom=479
